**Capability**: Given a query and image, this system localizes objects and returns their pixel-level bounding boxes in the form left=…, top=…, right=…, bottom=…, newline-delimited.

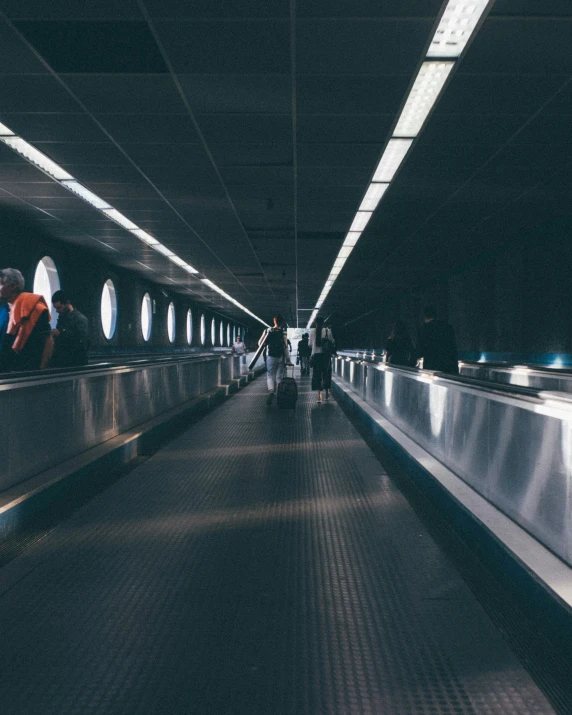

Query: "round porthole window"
left=211, top=318, right=216, bottom=346
left=33, top=256, right=60, bottom=328
left=100, top=279, right=117, bottom=340
left=200, top=314, right=206, bottom=346
left=220, top=321, right=224, bottom=346
left=186, top=309, right=193, bottom=345
left=227, top=323, right=231, bottom=346
left=167, top=302, right=176, bottom=343
left=141, top=293, right=152, bottom=341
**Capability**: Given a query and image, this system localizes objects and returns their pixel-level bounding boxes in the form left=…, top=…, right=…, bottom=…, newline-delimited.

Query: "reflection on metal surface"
left=334, top=356, right=572, bottom=567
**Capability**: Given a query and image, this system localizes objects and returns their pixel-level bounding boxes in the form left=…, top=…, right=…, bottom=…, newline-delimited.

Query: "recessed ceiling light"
left=1, top=136, right=73, bottom=180
left=0, top=122, right=15, bottom=136
left=349, top=211, right=373, bottom=232
left=359, top=183, right=390, bottom=212
left=131, top=228, right=159, bottom=246
left=102, top=208, right=138, bottom=231
left=393, top=62, right=454, bottom=137
left=427, top=0, right=491, bottom=58
left=338, top=246, right=353, bottom=259
left=372, top=139, right=413, bottom=182
left=153, top=243, right=175, bottom=258
left=61, top=180, right=112, bottom=210
left=343, top=232, right=361, bottom=247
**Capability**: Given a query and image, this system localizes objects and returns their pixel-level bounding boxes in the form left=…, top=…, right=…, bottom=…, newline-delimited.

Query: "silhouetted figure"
left=385, top=320, right=416, bottom=367
left=416, top=305, right=458, bottom=374
left=310, top=316, right=335, bottom=403
left=50, top=290, right=89, bottom=368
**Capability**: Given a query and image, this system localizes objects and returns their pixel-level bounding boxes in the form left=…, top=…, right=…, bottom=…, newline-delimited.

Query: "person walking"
left=297, top=332, right=311, bottom=376
left=416, top=305, right=459, bottom=374
left=309, top=316, right=335, bottom=403
left=232, top=334, right=246, bottom=355
left=259, top=313, right=293, bottom=405
left=385, top=320, right=416, bottom=367
left=50, top=290, right=89, bottom=367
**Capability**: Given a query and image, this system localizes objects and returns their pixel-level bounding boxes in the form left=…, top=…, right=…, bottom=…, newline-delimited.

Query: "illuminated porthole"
left=227, top=323, right=231, bottom=346
left=141, top=292, right=152, bottom=341
left=100, top=279, right=117, bottom=340
left=200, top=314, right=206, bottom=345
left=233, top=325, right=237, bottom=343
left=33, top=256, right=60, bottom=328
left=211, top=318, right=216, bottom=345
left=167, top=302, right=176, bottom=343
left=186, top=309, right=193, bottom=345
left=220, top=321, right=224, bottom=346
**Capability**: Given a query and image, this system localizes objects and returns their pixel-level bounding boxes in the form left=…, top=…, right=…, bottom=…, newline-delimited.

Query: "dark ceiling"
left=0, top=0, right=570, bottom=328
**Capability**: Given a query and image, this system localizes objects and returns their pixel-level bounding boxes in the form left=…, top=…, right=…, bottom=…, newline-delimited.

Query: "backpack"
left=266, top=328, right=285, bottom=358
left=321, top=328, right=334, bottom=357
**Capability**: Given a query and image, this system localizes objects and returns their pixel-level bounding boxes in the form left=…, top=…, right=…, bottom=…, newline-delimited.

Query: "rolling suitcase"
left=277, top=365, right=298, bottom=410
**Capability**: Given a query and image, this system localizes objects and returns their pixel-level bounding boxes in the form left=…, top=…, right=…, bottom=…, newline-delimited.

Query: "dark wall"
left=0, top=213, right=249, bottom=354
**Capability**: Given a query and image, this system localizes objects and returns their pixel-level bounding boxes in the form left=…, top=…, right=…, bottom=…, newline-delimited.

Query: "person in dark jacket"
left=297, top=333, right=311, bottom=375
left=416, top=305, right=458, bottom=374
left=385, top=320, right=416, bottom=367
left=50, top=290, right=89, bottom=367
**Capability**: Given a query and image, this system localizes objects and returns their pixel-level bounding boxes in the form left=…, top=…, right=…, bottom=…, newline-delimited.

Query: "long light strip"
left=372, top=139, right=413, bottom=182
left=0, top=120, right=266, bottom=326
left=427, top=0, right=491, bottom=58
left=393, top=62, right=454, bottom=138
left=307, top=0, right=492, bottom=328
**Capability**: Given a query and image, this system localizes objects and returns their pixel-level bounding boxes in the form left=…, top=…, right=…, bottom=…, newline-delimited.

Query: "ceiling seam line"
left=349, top=71, right=572, bottom=300
left=137, top=0, right=277, bottom=304
left=0, top=12, right=256, bottom=303
left=290, top=0, right=299, bottom=328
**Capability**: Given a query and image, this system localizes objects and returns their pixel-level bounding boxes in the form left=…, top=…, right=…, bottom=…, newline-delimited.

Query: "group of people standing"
left=259, top=314, right=335, bottom=405
left=385, top=306, right=458, bottom=375
left=0, top=268, right=89, bottom=373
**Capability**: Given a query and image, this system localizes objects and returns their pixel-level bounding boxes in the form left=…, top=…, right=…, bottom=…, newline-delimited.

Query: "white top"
left=233, top=340, right=246, bottom=355
left=309, top=327, right=334, bottom=355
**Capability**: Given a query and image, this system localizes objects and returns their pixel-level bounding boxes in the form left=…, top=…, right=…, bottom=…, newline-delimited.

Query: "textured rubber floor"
left=0, top=375, right=556, bottom=714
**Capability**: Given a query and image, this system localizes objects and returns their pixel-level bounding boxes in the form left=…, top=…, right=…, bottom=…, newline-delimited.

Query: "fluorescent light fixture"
left=372, top=139, right=413, bottom=182
left=153, top=243, right=175, bottom=258
left=393, top=62, right=454, bottom=137
left=333, top=258, right=345, bottom=269
left=359, top=183, right=390, bottom=212
left=427, top=0, right=490, bottom=58
left=60, top=180, right=112, bottom=210
left=325, top=280, right=334, bottom=288
left=1, top=136, right=73, bottom=180
left=131, top=228, right=159, bottom=246
left=169, top=255, right=187, bottom=266
left=102, top=208, right=138, bottom=231
left=329, top=267, right=341, bottom=277
left=200, top=278, right=269, bottom=326
left=338, top=246, right=353, bottom=259
left=181, top=263, right=199, bottom=275
left=343, top=232, right=361, bottom=247
left=350, top=211, right=373, bottom=233
left=0, top=122, right=14, bottom=136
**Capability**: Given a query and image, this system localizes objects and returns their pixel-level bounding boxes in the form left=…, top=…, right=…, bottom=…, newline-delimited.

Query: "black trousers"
left=311, top=353, right=332, bottom=391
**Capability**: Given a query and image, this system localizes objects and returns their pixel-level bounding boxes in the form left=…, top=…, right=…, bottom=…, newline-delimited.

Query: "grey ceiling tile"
left=209, top=142, right=292, bottom=166
left=3, top=113, right=108, bottom=142
left=491, top=0, right=572, bottom=15
left=463, top=18, right=572, bottom=74
left=119, top=142, right=208, bottom=168
left=297, top=19, right=432, bottom=75
left=63, top=74, right=187, bottom=114
left=299, top=0, right=442, bottom=17
left=297, top=114, right=393, bottom=143
left=178, top=74, right=291, bottom=114
left=13, top=21, right=168, bottom=73
left=297, top=75, right=410, bottom=114
left=155, top=20, right=290, bottom=73
left=197, top=114, right=292, bottom=144
left=1, top=0, right=141, bottom=19
left=95, top=113, right=199, bottom=144
left=0, top=76, right=79, bottom=113
left=144, top=0, right=288, bottom=19
left=0, top=23, right=49, bottom=72
left=36, top=142, right=130, bottom=167
left=298, top=143, right=382, bottom=167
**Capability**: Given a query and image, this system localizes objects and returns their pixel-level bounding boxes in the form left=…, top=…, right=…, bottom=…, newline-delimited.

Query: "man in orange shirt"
left=0, top=268, right=53, bottom=372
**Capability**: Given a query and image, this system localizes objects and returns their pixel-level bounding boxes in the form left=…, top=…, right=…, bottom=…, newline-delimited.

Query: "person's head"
left=52, top=290, right=73, bottom=314
left=273, top=312, right=285, bottom=328
left=235, top=334, right=243, bottom=343
left=303, top=333, right=309, bottom=339
left=390, top=320, right=408, bottom=340
left=0, top=268, right=25, bottom=302
left=424, top=305, right=437, bottom=323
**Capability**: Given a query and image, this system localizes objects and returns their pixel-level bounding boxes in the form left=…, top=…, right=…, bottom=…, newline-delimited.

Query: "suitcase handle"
left=283, top=363, right=295, bottom=378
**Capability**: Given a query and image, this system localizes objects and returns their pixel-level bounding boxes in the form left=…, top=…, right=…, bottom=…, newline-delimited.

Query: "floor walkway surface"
left=0, top=373, right=556, bottom=714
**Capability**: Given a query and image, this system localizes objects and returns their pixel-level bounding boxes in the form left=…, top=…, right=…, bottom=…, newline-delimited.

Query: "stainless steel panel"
left=336, top=359, right=572, bottom=567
